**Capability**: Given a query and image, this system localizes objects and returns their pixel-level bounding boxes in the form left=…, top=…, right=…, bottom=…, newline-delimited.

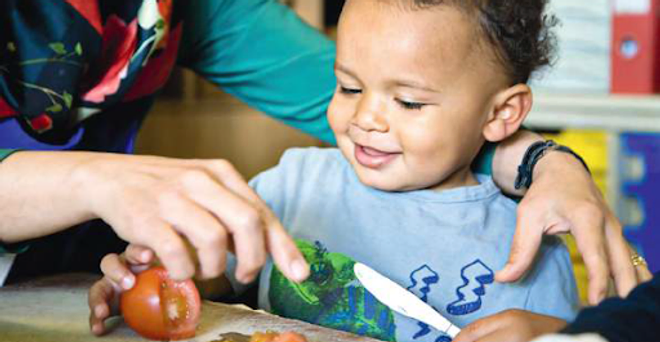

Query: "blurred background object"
left=611, top=0, right=660, bottom=93
left=530, top=0, right=611, bottom=94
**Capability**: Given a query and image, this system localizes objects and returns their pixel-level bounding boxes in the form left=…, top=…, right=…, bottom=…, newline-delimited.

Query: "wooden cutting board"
left=0, top=274, right=382, bottom=342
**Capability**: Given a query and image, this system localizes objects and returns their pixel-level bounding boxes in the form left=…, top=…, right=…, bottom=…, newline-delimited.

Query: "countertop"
left=0, top=274, right=380, bottom=342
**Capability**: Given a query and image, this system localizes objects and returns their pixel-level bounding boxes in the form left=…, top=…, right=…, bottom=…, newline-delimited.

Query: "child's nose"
left=353, top=95, right=388, bottom=133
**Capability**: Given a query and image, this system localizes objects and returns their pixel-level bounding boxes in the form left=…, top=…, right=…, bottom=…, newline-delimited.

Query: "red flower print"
left=158, top=0, right=173, bottom=23
left=28, top=114, right=53, bottom=133
left=155, top=0, right=173, bottom=50
left=123, top=23, right=182, bottom=102
left=0, top=96, right=17, bottom=118
left=81, top=15, right=138, bottom=104
left=65, top=0, right=103, bottom=34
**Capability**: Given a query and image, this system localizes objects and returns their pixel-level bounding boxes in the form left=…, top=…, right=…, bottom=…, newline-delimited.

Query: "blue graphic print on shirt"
left=406, top=265, right=441, bottom=340
left=401, top=266, right=451, bottom=342
left=447, top=260, right=494, bottom=316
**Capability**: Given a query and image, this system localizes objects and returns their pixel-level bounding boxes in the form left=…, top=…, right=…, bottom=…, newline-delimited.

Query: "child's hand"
left=454, top=309, right=568, bottom=342
left=88, top=244, right=155, bottom=336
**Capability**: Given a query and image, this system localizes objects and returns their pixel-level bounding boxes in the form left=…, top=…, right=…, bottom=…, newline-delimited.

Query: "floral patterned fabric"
left=0, top=0, right=341, bottom=264
left=0, top=0, right=183, bottom=143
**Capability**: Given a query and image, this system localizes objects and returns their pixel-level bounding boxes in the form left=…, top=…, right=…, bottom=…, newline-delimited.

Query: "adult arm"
left=0, top=150, right=95, bottom=244
left=0, top=150, right=309, bottom=284
left=455, top=274, right=660, bottom=342
left=490, top=130, right=650, bottom=304
left=178, top=0, right=336, bottom=143
left=561, top=273, right=660, bottom=342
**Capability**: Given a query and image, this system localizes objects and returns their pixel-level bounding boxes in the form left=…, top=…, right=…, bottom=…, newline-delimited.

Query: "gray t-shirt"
left=229, top=148, right=579, bottom=342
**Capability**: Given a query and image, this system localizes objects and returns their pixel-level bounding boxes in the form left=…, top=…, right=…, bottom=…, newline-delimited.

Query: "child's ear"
left=482, top=84, right=532, bottom=142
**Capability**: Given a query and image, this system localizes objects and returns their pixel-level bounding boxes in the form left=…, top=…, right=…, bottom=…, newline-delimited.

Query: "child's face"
left=328, top=0, right=510, bottom=191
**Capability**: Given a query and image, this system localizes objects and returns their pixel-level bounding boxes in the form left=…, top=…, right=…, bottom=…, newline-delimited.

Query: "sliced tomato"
left=120, top=266, right=201, bottom=341
left=272, top=332, right=308, bottom=342
left=250, top=331, right=307, bottom=342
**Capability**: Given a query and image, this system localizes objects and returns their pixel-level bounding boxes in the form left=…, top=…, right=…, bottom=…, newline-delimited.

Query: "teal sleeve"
left=0, top=241, right=28, bottom=255
left=472, top=142, right=523, bottom=201
left=178, top=0, right=337, bottom=144
left=0, top=149, right=20, bottom=162
left=471, top=142, right=496, bottom=176
left=0, top=149, right=29, bottom=254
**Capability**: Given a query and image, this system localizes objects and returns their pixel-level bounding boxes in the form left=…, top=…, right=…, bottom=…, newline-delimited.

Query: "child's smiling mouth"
left=354, top=144, right=401, bottom=169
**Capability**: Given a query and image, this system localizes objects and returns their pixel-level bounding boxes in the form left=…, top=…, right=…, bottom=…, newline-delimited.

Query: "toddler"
left=92, top=1, right=579, bottom=341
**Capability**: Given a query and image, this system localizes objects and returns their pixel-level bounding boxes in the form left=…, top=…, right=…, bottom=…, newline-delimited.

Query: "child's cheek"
left=327, top=101, right=350, bottom=134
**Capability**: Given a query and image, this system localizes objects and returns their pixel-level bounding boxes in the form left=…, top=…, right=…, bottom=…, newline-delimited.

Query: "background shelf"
left=527, top=93, right=660, bottom=132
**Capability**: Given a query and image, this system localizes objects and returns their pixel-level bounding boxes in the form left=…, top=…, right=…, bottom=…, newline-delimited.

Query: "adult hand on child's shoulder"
left=453, top=309, right=568, bottom=342
left=88, top=244, right=154, bottom=336
left=495, top=151, right=653, bottom=305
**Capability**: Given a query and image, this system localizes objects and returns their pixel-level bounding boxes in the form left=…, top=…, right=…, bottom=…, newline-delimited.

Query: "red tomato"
left=120, top=266, right=201, bottom=341
left=272, top=332, right=308, bottom=342
left=250, top=332, right=308, bottom=342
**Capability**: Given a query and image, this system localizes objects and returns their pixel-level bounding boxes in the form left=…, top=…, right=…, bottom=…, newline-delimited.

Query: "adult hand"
left=495, top=151, right=652, bottom=304
left=453, top=309, right=568, bottom=342
left=88, top=245, right=154, bottom=336
left=80, top=153, right=309, bottom=283
left=0, top=151, right=308, bottom=284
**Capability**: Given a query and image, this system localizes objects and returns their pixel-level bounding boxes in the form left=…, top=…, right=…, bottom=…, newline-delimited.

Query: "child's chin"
left=356, top=174, right=406, bottom=192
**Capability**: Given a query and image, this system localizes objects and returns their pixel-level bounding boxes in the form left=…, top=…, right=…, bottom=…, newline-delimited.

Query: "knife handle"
left=426, top=314, right=461, bottom=338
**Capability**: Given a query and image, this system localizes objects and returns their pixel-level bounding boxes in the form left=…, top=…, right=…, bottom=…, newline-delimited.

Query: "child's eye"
left=397, top=99, right=426, bottom=110
left=339, top=86, right=362, bottom=95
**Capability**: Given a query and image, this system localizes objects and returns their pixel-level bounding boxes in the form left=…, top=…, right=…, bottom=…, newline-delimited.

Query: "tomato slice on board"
left=272, top=332, right=308, bottom=342
left=120, top=266, right=202, bottom=341
left=249, top=332, right=308, bottom=342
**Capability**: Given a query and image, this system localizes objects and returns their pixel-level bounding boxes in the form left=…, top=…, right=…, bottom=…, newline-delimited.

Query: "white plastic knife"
left=354, top=262, right=461, bottom=339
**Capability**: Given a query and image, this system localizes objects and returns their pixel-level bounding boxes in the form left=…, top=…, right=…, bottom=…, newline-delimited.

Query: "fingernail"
left=236, top=271, right=254, bottom=284
left=141, top=250, right=152, bottom=262
left=290, top=259, right=309, bottom=282
left=95, top=305, right=106, bottom=318
left=93, top=324, right=103, bottom=335
left=122, top=276, right=135, bottom=290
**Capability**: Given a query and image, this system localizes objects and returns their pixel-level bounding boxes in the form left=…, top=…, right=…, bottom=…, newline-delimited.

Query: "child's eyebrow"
left=336, top=63, right=441, bottom=93
left=334, top=63, right=358, bottom=78
left=389, top=79, right=441, bottom=93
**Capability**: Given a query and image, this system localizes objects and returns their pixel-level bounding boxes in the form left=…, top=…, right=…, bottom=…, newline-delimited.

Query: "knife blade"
left=354, top=262, right=461, bottom=338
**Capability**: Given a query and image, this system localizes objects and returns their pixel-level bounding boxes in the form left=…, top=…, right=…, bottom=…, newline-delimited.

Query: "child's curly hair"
left=404, top=0, right=558, bottom=85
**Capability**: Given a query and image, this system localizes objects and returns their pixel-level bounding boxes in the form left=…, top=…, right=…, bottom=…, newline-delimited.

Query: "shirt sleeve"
left=562, top=273, right=660, bottom=342
left=178, top=0, right=336, bottom=143
left=0, top=149, right=19, bottom=162
left=471, top=142, right=495, bottom=176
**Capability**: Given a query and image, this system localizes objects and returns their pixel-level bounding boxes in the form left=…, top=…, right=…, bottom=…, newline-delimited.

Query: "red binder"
left=611, top=0, right=660, bottom=94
